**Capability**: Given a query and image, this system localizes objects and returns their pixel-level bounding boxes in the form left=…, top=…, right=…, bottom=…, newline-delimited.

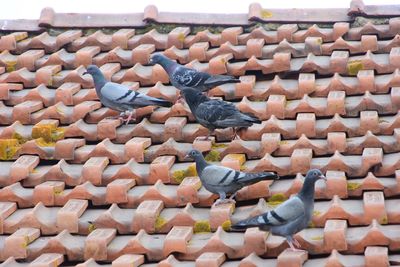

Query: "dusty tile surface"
left=1, top=1, right=400, bottom=266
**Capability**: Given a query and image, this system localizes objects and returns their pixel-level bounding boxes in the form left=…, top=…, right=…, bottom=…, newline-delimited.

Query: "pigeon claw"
left=176, top=96, right=185, bottom=105
left=213, top=198, right=236, bottom=206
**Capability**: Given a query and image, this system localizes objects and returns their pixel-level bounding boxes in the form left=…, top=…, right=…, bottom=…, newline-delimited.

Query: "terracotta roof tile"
left=1, top=1, right=400, bottom=266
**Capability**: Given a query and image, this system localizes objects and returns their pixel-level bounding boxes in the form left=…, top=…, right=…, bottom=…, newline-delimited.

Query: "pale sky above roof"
left=1, top=0, right=399, bottom=20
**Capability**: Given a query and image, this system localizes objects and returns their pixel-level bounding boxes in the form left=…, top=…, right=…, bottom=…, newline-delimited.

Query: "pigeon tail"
left=237, top=172, right=279, bottom=186
left=151, top=98, right=173, bottom=108
left=204, top=75, right=240, bottom=88
left=231, top=216, right=266, bottom=230
left=242, top=112, right=262, bottom=124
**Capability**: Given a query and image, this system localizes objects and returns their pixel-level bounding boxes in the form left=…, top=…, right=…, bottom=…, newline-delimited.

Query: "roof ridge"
left=0, top=0, right=400, bottom=32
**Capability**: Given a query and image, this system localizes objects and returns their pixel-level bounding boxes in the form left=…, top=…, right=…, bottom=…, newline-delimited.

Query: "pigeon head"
left=305, top=169, right=326, bottom=182
left=149, top=53, right=176, bottom=73
left=185, top=149, right=203, bottom=160
left=83, top=65, right=101, bottom=76
left=298, top=169, right=326, bottom=199
left=149, top=53, right=165, bottom=65
left=83, top=65, right=107, bottom=90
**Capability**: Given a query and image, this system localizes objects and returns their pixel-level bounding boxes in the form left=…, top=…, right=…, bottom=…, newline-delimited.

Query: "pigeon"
left=231, top=169, right=326, bottom=251
left=185, top=149, right=279, bottom=206
left=149, top=53, right=240, bottom=93
left=83, top=65, right=172, bottom=124
left=181, top=88, right=261, bottom=140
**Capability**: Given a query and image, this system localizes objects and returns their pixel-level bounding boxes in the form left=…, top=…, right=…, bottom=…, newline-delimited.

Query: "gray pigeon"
left=149, top=53, right=240, bottom=92
left=185, top=149, right=279, bottom=206
left=231, top=169, right=326, bottom=251
left=181, top=88, right=261, bottom=140
left=83, top=65, right=172, bottom=124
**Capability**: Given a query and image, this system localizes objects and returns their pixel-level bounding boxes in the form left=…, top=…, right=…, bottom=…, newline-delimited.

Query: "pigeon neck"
left=298, top=177, right=316, bottom=201
left=183, top=91, right=208, bottom=111
left=159, top=59, right=177, bottom=74
left=194, top=155, right=208, bottom=176
left=92, top=72, right=108, bottom=92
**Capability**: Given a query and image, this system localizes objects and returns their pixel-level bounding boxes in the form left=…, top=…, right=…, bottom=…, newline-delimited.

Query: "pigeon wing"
left=196, top=100, right=255, bottom=128
left=232, top=196, right=306, bottom=230
left=172, top=67, right=211, bottom=88
left=101, top=82, right=170, bottom=107
left=260, top=196, right=305, bottom=226
left=196, top=100, right=237, bottom=123
left=203, top=74, right=240, bottom=87
left=200, top=165, right=246, bottom=186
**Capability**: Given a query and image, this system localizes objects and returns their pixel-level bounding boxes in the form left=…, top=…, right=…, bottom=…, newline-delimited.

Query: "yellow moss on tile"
left=12, top=132, right=29, bottom=144
left=221, top=220, right=232, bottom=231
left=14, top=32, right=28, bottom=41
left=347, top=182, right=361, bottom=191
left=211, top=143, right=228, bottom=149
left=261, top=9, right=273, bottom=19
left=347, top=60, right=363, bottom=76
left=32, top=124, right=55, bottom=141
left=35, top=137, right=56, bottom=147
left=177, top=32, right=186, bottom=43
left=51, top=127, right=65, bottom=142
left=205, top=150, right=221, bottom=162
left=32, top=123, right=65, bottom=142
left=311, top=235, right=323, bottom=241
left=21, top=236, right=30, bottom=249
left=0, top=139, right=21, bottom=160
left=267, top=193, right=287, bottom=207
left=155, top=216, right=167, bottom=231
left=5, top=61, right=17, bottom=72
left=55, top=105, right=66, bottom=115
left=32, top=123, right=64, bottom=143
left=53, top=188, right=63, bottom=196
left=229, top=154, right=246, bottom=165
left=88, top=223, right=96, bottom=233
left=313, top=210, right=321, bottom=216
left=380, top=215, right=388, bottom=225
left=172, top=164, right=198, bottom=184
left=194, top=220, right=211, bottom=233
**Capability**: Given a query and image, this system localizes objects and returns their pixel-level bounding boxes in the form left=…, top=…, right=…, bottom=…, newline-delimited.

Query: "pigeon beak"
left=148, top=58, right=154, bottom=65
left=319, top=175, right=327, bottom=181
left=184, top=154, right=191, bottom=160
left=83, top=71, right=89, bottom=75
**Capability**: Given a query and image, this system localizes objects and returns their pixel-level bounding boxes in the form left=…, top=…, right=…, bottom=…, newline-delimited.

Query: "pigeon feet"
left=176, top=96, right=185, bottom=105
left=287, top=238, right=304, bottom=252
left=213, top=198, right=236, bottom=206
left=119, top=111, right=136, bottom=125
left=293, top=238, right=301, bottom=248
left=231, top=128, right=239, bottom=141
left=105, top=116, right=122, bottom=120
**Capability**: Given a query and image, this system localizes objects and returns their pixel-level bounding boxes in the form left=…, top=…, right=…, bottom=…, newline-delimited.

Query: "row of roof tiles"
left=2, top=50, right=400, bottom=89
left=4, top=105, right=400, bottom=138
left=4, top=85, right=400, bottom=118
left=0, top=220, right=398, bottom=263
left=2, top=0, right=400, bottom=31
left=3, top=35, right=400, bottom=69
left=0, top=158, right=398, bottom=205
left=0, top=187, right=397, bottom=232
left=5, top=119, right=400, bottom=150
left=3, top=69, right=400, bottom=101
left=2, top=248, right=397, bottom=267
left=2, top=38, right=400, bottom=72
left=2, top=18, right=400, bottom=54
